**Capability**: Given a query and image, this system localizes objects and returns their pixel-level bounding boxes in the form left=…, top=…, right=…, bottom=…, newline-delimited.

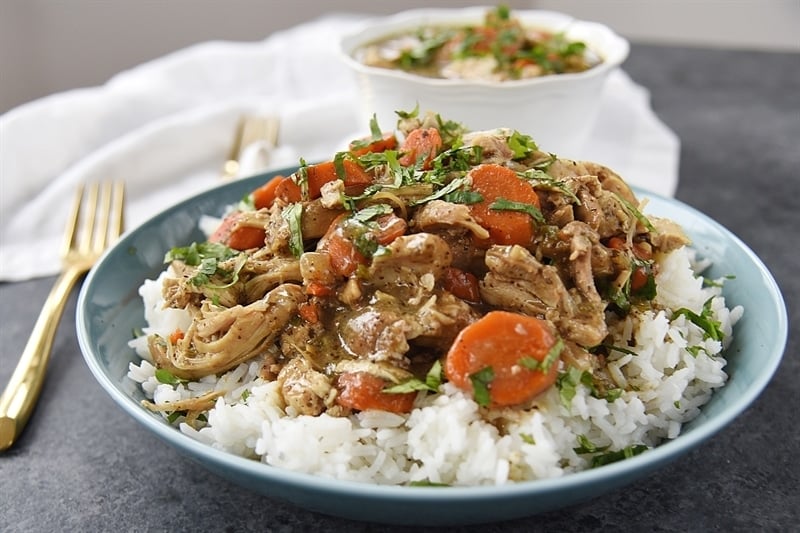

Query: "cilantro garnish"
left=469, top=366, right=495, bottom=407
left=589, top=444, right=649, bottom=468
left=573, top=436, right=649, bottom=467
left=489, top=197, right=545, bottom=224
left=165, top=241, right=245, bottom=287
left=351, top=203, right=393, bottom=223
left=281, top=203, right=304, bottom=257
left=442, top=189, right=484, bottom=204
left=672, top=297, right=724, bottom=342
left=155, top=368, right=184, bottom=385
left=519, top=338, right=564, bottom=373
left=384, top=360, right=443, bottom=394
left=507, top=131, right=538, bottom=159
left=615, top=194, right=656, bottom=233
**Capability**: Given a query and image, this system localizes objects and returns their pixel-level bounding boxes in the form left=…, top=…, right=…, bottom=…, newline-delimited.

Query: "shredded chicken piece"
left=462, top=128, right=515, bottom=165
left=149, top=283, right=305, bottom=379
left=277, top=357, right=335, bottom=416
left=412, top=200, right=490, bottom=240
left=481, top=245, right=608, bottom=346
left=141, top=390, right=223, bottom=413
left=368, top=233, right=452, bottom=299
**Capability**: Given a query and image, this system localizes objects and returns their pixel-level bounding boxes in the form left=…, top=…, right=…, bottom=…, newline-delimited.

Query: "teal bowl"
left=76, top=169, right=787, bottom=526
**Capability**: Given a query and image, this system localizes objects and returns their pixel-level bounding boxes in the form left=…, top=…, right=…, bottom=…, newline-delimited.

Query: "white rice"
left=128, top=246, right=743, bottom=485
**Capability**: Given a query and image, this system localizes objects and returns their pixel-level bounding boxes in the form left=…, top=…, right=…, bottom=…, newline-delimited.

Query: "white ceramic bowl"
left=340, top=7, right=629, bottom=156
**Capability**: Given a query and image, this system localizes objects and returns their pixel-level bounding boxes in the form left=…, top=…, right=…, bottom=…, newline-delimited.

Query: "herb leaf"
left=281, top=203, right=304, bottom=257
left=507, top=131, right=538, bottom=159
left=519, top=338, right=564, bottom=373
left=469, top=366, right=495, bottom=407
left=590, top=444, right=649, bottom=467
left=155, top=368, right=182, bottom=385
left=555, top=366, right=585, bottom=408
left=489, top=197, right=545, bottom=224
left=672, top=297, right=723, bottom=342
left=383, top=360, right=443, bottom=394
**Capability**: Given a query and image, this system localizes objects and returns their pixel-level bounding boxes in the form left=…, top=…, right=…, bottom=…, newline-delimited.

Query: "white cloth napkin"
left=0, top=15, right=679, bottom=282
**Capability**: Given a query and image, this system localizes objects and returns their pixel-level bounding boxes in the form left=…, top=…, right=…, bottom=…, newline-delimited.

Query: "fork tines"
left=62, top=181, right=125, bottom=256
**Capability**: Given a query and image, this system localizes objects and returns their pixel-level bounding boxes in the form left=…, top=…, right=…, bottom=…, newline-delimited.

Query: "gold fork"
left=221, top=115, right=280, bottom=179
left=0, top=181, right=125, bottom=451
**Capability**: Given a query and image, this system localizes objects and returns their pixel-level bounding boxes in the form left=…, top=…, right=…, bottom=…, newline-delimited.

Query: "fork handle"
left=0, top=265, right=86, bottom=451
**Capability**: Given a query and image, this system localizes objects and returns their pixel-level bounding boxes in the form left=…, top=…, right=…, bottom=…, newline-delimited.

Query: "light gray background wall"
left=1, top=0, right=798, bottom=115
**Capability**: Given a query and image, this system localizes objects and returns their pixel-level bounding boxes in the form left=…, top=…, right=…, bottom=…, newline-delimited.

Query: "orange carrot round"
left=468, top=164, right=540, bottom=247
left=350, top=132, right=398, bottom=157
left=275, top=160, right=373, bottom=203
left=335, top=372, right=416, bottom=413
left=398, top=127, right=443, bottom=169
left=445, top=310, right=561, bottom=407
left=252, top=176, right=286, bottom=209
left=208, top=213, right=266, bottom=250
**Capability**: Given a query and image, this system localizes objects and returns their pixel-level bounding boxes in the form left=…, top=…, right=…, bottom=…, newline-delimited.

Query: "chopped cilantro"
left=520, top=432, right=536, bottom=445
left=395, top=104, right=420, bottom=120
left=672, top=297, right=724, bottom=342
left=442, top=189, right=484, bottom=204
left=352, top=203, right=393, bottom=223
left=489, top=197, right=545, bottom=224
left=281, top=203, right=304, bottom=257
left=519, top=338, right=564, bottom=373
left=615, top=194, right=656, bottom=233
left=507, top=131, right=538, bottom=159
left=155, top=368, right=182, bottom=385
left=368, top=113, right=383, bottom=141
left=573, top=437, right=649, bottom=468
left=384, top=360, right=443, bottom=394
left=518, top=169, right=580, bottom=205
left=573, top=434, right=608, bottom=454
left=589, top=444, right=649, bottom=467
left=166, top=411, right=183, bottom=424
left=469, top=366, right=495, bottom=407
left=164, top=241, right=244, bottom=288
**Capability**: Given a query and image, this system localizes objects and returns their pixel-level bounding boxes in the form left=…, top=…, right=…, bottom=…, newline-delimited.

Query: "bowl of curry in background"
left=339, top=6, right=629, bottom=156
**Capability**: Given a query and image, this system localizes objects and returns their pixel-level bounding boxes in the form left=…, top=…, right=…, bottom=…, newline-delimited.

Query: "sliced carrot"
left=306, top=281, right=334, bottom=297
left=169, top=329, right=184, bottom=344
left=274, top=177, right=303, bottom=204
left=275, top=160, right=373, bottom=203
left=335, top=371, right=416, bottom=413
left=208, top=212, right=266, bottom=250
left=398, top=127, right=443, bottom=169
left=252, top=175, right=286, bottom=209
left=606, top=236, right=626, bottom=251
left=227, top=226, right=266, bottom=250
left=373, top=213, right=407, bottom=245
left=326, top=231, right=366, bottom=277
left=468, top=164, right=540, bottom=246
left=349, top=132, right=398, bottom=157
left=607, top=236, right=653, bottom=261
left=298, top=300, right=321, bottom=324
left=441, top=266, right=481, bottom=303
left=606, top=235, right=651, bottom=291
left=630, top=266, right=649, bottom=292
left=307, top=159, right=373, bottom=195
left=445, top=310, right=560, bottom=407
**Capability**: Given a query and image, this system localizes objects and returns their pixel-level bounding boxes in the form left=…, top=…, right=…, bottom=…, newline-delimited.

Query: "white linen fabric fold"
left=0, top=15, right=678, bottom=282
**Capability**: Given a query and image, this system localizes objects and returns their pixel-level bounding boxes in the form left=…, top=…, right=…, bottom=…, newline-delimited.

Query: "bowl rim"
left=338, top=6, right=630, bottom=89
left=76, top=171, right=788, bottom=508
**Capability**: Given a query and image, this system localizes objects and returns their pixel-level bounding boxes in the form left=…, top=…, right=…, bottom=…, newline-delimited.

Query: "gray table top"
left=1, top=43, right=798, bottom=532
